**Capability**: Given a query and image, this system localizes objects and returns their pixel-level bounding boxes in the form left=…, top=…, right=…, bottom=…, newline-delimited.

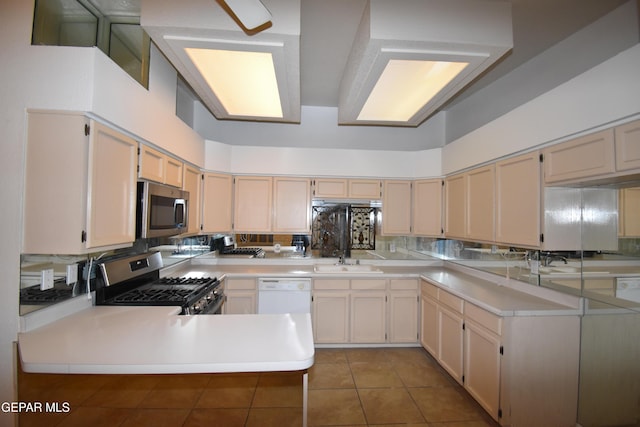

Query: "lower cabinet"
left=313, top=278, right=419, bottom=345
left=420, top=278, right=580, bottom=426
left=224, top=278, right=257, bottom=314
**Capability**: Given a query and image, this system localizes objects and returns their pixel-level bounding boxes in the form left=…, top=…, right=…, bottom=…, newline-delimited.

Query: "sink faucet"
left=541, top=253, right=568, bottom=267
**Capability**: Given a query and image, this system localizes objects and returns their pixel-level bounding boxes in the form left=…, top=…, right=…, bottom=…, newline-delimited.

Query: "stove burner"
left=20, top=281, right=72, bottom=304
left=222, top=247, right=265, bottom=257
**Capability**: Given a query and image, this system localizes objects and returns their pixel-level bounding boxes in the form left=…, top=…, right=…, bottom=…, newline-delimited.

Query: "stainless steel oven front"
left=136, top=181, right=189, bottom=239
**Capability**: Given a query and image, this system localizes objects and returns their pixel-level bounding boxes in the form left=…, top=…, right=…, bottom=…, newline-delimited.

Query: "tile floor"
left=18, top=347, right=499, bottom=426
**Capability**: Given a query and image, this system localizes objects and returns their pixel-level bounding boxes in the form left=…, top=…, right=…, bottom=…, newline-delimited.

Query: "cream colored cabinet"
left=382, top=180, right=412, bottom=235
left=444, top=173, right=466, bottom=239
left=619, top=187, right=640, bottom=237
left=464, top=304, right=502, bottom=421
left=420, top=281, right=439, bottom=355
left=413, top=179, right=443, bottom=237
left=224, top=278, right=256, bottom=314
left=23, top=111, right=136, bottom=254
left=312, top=279, right=350, bottom=343
left=615, top=119, right=640, bottom=171
left=466, top=165, right=495, bottom=242
left=437, top=293, right=465, bottom=384
left=233, top=176, right=273, bottom=233
left=543, top=129, right=615, bottom=184
left=313, top=178, right=381, bottom=199
left=388, top=279, right=419, bottom=343
left=495, top=151, right=541, bottom=247
left=139, top=144, right=183, bottom=188
left=201, top=172, right=233, bottom=233
left=182, top=165, right=202, bottom=235
left=273, top=177, right=311, bottom=233
left=350, top=279, right=387, bottom=343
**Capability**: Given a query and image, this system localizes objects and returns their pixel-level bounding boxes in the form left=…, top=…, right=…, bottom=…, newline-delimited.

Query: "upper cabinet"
left=495, top=152, right=541, bottom=248
left=139, top=144, right=183, bottom=188
left=273, top=177, right=312, bottom=233
left=182, top=165, right=202, bottom=235
left=23, top=111, right=137, bottom=254
left=313, top=178, right=381, bottom=199
left=412, top=179, right=443, bottom=237
left=619, top=187, right=640, bottom=237
left=444, top=173, right=466, bottom=239
left=233, top=176, right=273, bottom=233
left=202, top=172, right=233, bottom=234
left=543, top=118, right=640, bottom=185
left=382, top=180, right=412, bottom=235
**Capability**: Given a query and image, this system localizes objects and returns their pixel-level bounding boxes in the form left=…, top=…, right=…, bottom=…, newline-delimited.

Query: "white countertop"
left=19, top=306, right=315, bottom=374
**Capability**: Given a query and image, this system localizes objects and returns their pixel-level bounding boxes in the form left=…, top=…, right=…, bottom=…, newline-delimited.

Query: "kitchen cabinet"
left=350, top=279, right=387, bottom=343
left=543, top=129, right=615, bottom=184
left=619, top=187, right=640, bottom=237
left=182, top=165, right=202, bottom=235
left=437, top=291, right=465, bottom=384
left=615, top=119, right=640, bottom=171
left=273, top=177, right=311, bottom=233
left=23, top=111, right=136, bottom=254
left=495, top=151, right=541, bottom=247
left=382, top=180, right=412, bottom=235
left=412, top=179, right=443, bottom=237
left=420, top=281, right=438, bottom=355
left=313, top=178, right=381, bottom=199
left=466, top=165, right=495, bottom=242
left=444, top=173, right=466, bottom=239
left=201, top=172, right=233, bottom=233
left=388, top=279, right=419, bottom=343
left=224, top=278, right=256, bottom=314
left=233, top=176, right=273, bottom=233
left=139, top=144, right=183, bottom=188
left=312, top=279, right=350, bottom=343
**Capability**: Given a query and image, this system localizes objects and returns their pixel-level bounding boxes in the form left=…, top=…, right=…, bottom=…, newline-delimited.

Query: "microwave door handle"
left=174, top=199, right=185, bottom=227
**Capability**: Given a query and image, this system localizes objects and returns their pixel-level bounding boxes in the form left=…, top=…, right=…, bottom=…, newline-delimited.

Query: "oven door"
left=194, top=295, right=226, bottom=315
left=137, top=181, right=189, bottom=239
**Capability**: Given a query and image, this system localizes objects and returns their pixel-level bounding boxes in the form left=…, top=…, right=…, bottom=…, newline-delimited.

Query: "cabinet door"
left=619, top=187, right=640, bottom=237
left=313, top=292, right=350, bottom=343
left=444, top=173, right=466, bottom=239
left=615, top=119, right=640, bottom=172
left=224, top=292, right=257, bottom=314
left=466, top=165, right=495, bottom=242
left=413, top=179, right=443, bottom=237
left=313, top=178, right=348, bottom=198
left=495, top=151, right=541, bottom=247
left=183, top=165, right=202, bottom=235
left=201, top=172, right=233, bottom=233
left=420, top=293, right=438, bottom=356
left=543, top=129, right=615, bottom=184
left=349, top=179, right=381, bottom=199
left=86, top=120, right=137, bottom=249
left=273, top=177, right=311, bottom=233
left=382, top=180, right=412, bottom=235
left=351, top=291, right=387, bottom=343
left=234, top=176, right=273, bottom=232
left=138, top=144, right=165, bottom=183
left=438, top=304, right=464, bottom=384
left=464, top=319, right=502, bottom=420
left=164, top=156, right=183, bottom=188
left=389, top=291, right=418, bottom=343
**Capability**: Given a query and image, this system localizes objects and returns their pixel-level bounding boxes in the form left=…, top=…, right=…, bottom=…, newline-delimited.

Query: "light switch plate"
left=40, top=268, right=54, bottom=290
left=66, top=264, right=78, bottom=285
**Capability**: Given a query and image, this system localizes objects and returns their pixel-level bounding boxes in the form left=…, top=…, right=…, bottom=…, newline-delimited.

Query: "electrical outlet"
left=66, top=264, right=78, bottom=285
left=40, top=268, right=54, bottom=290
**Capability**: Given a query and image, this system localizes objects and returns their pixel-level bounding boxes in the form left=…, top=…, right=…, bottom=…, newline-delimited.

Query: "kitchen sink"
left=314, top=264, right=383, bottom=274
left=538, top=266, right=609, bottom=275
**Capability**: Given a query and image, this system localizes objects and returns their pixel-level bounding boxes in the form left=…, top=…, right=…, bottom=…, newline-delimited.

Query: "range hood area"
left=140, top=0, right=513, bottom=126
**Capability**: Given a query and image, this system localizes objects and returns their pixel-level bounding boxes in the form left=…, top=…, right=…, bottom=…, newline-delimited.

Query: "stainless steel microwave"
left=136, top=181, right=189, bottom=239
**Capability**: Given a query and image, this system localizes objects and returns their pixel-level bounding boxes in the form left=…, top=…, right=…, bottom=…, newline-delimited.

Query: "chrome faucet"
left=541, top=253, right=568, bottom=267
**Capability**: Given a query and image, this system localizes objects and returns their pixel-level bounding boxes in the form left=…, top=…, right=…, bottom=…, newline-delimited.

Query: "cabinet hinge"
left=498, top=408, right=503, bottom=418
left=539, top=153, right=544, bottom=163
left=137, top=146, right=140, bottom=155
left=500, top=345, right=504, bottom=355
left=462, top=375, right=465, bottom=384
left=137, top=164, right=140, bottom=173
left=441, top=180, right=445, bottom=186
left=462, top=322, right=465, bottom=330
left=81, top=230, right=87, bottom=243
left=84, top=124, right=90, bottom=136
left=201, top=174, right=204, bottom=181
left=540, top=233, right=544, bottom=243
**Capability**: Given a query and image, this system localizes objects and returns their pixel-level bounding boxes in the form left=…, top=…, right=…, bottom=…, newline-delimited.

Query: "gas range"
left=211, top=235, right=265, bottom=258
left=96, top=252, right=224, bottom=315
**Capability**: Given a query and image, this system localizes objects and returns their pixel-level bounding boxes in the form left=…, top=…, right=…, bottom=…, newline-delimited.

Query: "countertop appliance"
left=96, top=251, right=224, bottom=315
left=258, top=278, right=312, bottom=314
left=136, top=181, right=189, bottom=239
left=211, top=235, right=265, bottom=258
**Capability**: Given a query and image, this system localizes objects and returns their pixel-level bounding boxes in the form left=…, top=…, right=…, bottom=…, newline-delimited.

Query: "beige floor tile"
left=409, top=386, right=487, bottom=423
left=394, top=360, right=454, bottom=388
left=196, top=373, right=258, bottom=408
left=358, top=388, right=426, bottom=424
left=246, top=407, right=303, bottom=426
left=350, top=361, right=405, bottom=388
left=183, top=408, right=249, bottom=427
left=119, top=408, right=191, bottom=427
left=56, top=406, right=133, bottom=427
left=82, top=374, right=160, bottom=408
left=252, top=371, right=304, bottom=407
left=308, top=388, right=367, bottom=425
left=309, top=362, right=355, bottom=389
left=314, top=348, right=349, bottom=364
left=345, top=348, right=391, bottom=363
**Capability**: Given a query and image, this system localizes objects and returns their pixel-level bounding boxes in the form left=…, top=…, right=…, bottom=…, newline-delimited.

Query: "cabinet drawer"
left=421, top=280, right=438, bottom=299
left=438, top=290, right=464, bottom=313
left=225, top=278, right=256, bottom=290
left=465, top=303, right=502, bottom=335
left=351, top=279, right=386, bottom=290
left=314, top=279, right=350, bottom=290
left=390, top=279, right=418, bottom=290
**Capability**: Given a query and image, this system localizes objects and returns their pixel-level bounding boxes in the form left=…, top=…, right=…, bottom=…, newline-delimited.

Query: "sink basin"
left=538, top=266, right=609, bottom=275
left=314, top=264, right=383, bottom=274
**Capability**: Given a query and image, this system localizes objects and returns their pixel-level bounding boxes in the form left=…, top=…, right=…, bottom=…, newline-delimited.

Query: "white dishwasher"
left=258, top=278, right=312, bottom=314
